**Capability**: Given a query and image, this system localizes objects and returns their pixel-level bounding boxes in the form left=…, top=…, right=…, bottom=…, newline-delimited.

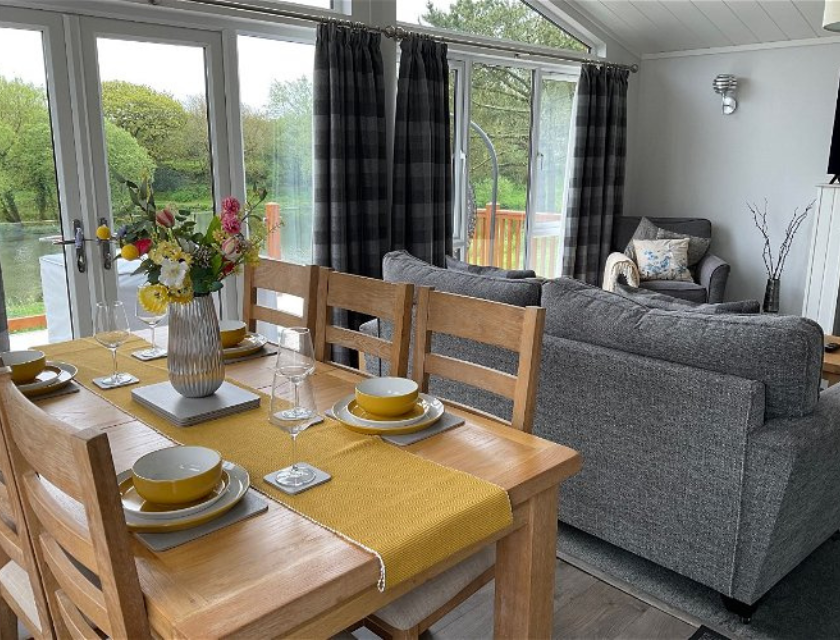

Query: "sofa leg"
left=721, top=595, right=758, bottom=624
left=831, top=530, right=840, bottom=542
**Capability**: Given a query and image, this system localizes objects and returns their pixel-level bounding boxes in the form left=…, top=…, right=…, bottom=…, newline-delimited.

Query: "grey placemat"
left=381, top=412, right=466, bottom=446
left=131, top=381, right=261, bottom=426
left=325, top=410, right=465, bottom=446
left=134, top=491, right=268, bottom=552
left=30, top=380, right=82, bottom=401
left=225, top=345, right=278, bottom=364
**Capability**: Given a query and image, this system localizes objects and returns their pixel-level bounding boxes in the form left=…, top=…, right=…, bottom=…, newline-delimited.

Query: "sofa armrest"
left=697, top=253, right=730, bottom=303
left=602, top=252, right=640, bottom=291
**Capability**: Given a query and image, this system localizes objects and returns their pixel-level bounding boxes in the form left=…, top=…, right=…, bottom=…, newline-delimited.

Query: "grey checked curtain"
left=562, top=64, right=629, bottom=284
left=313, top=23, right=388, bottom=278
left=391, top=36, right=452, bottom=267
left=313, top=23, right=387, bottom=365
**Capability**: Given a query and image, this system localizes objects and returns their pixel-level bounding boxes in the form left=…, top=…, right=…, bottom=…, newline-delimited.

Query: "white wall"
left=627, top=40, right=840, bottom=314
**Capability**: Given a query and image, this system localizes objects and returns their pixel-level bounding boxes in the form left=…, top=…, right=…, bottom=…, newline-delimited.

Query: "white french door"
left=76, top=17, right=236, bottom=327
left=0, top=7, right=94, bottom=346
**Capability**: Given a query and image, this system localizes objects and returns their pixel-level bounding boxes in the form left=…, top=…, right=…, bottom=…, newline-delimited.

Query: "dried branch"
left=747, top=199, right=815, bottom=280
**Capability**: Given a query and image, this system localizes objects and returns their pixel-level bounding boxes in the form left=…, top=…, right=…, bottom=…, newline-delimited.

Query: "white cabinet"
left=803, top=184, right=840, bottom=333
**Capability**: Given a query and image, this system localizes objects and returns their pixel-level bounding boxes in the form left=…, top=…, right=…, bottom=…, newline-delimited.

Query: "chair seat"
left=0, top=560, right=40, bottom=635
left=374, top=545, right=495, bottom=630
left=640, top=279, right=707, bottom=303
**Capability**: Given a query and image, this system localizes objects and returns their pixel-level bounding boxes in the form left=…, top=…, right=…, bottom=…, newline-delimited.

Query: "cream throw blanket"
left=603, top=252, right=640, bottom=292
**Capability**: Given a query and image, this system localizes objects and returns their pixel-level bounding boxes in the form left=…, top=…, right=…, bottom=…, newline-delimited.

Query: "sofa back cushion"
left=542, top=278, right=822, bottom=419
left=383, top=251, right=542, bottom=307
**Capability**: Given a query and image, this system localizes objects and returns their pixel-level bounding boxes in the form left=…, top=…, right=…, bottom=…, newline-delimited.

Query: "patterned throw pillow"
left=655, top=228, right=711, bottom=266
left=632, top=238, right=693, bottom=282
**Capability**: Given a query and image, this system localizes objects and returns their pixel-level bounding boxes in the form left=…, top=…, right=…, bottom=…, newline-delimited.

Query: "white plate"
left=15, top=365, right=61, bottom=392
left=119, top=471, right=229, bottom=520
left=340, top=396, right=430, bottom=428
left=20, top=362, right=78, bottom=398
left=333, top=393, right=444, bottom=431
left=118, top=460, right=249, bottom=531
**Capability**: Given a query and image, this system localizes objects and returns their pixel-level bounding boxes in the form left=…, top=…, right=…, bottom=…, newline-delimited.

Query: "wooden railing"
left=466, top=207, right=563, bottom=277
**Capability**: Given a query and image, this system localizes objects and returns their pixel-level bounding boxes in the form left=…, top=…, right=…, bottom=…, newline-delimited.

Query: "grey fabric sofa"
left=363, top=251, right=840, bottom=611
left=613, top=217, right=730, bottom=304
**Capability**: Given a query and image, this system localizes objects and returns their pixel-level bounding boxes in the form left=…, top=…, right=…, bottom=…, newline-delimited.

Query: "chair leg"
left=721, top=595, right=758, bottom=624
left=0, top=597, right=18, bottom=640
left=391, top=627, right=420, bottom=640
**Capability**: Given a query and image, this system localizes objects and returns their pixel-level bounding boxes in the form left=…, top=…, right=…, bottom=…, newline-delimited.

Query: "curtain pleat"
left=562, top=64, right=629, bottom=284
left=0, top=265, right=7, bottom=352
left=391, top=36, right=452, bottom=267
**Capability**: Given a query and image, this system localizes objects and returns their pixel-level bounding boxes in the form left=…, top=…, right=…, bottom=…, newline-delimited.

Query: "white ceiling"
left=560, top=0, right=834, bottom=56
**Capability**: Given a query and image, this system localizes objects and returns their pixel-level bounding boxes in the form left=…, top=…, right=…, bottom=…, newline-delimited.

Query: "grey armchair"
left=611, top=217, right=730, bottom=304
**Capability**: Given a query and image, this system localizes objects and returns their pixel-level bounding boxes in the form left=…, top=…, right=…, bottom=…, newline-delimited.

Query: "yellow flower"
left=120, top=244, right=139, bottom=261
left=95, top=225, right=111, bottom=240
left=168, top=278, right=194, bottom=304
left=138, top=284, right=168, bottom=315
left=149, top=240, right=191, bottom=266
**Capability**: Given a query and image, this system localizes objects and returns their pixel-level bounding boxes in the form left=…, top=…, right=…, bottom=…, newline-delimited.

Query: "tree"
left=267, top=77, right=313, bottom=205
left=104, top=120, right=156, bottom=218
left=101, top=80, right=187, bottom=162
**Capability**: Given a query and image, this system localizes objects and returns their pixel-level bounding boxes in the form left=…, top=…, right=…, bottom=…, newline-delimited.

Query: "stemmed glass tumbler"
left=270, top=327, right=317, bottom=487
left=136, top=285, right=167, bottom=358
left=93, top=301, right=132, bottom=386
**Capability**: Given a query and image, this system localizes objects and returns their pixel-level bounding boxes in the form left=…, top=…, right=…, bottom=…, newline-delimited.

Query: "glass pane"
left=465, top=63, right=532, bottom=270
left=95, top=38, right=213, bottom=330
left=0, top=27, right=72, bottom=347
left=238, top=36, right=315, bottom=266
left=96, top=38, right=213, bottom=232
left=238, top=36, right=315, bottom=340
left=398, top=0, right=589, bottom=51
left=531, top=77, right=576, bottom=278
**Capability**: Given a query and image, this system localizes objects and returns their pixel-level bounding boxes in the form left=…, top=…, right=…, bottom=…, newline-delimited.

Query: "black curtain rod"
left=147, top=0, right=639, bottom=73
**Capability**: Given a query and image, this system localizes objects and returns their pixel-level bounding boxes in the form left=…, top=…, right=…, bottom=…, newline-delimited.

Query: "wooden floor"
left=354, top=558, right=698, bottom=640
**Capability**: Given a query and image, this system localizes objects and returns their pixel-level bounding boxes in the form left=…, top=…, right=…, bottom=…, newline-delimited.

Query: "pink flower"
left=222, top=197, right=240, bottom=216
left=221, top=236, right=241, bottom=260
left=221, top=211, right=241, bottom=235
left=156, top=207, right=175, bottom=228
left=135, top=238, right=152, bottom=255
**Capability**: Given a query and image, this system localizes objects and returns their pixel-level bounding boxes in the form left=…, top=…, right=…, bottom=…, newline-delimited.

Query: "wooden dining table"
left=36, top=336, right=581, bottom=639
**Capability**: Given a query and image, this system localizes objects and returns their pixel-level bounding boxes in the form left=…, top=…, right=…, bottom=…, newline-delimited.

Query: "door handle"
left=52, top=219, right=87, bottom=273
left=98, top=217, right=112, bottom=271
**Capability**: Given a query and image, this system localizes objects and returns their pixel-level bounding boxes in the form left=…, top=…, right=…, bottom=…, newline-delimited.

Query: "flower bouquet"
left=113, top=177, right=268, bottom=314
left=109, top=176, right=270, bottom=397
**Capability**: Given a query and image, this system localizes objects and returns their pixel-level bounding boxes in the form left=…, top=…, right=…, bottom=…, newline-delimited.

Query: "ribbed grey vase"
left=167, top=295, right=224, bottom=398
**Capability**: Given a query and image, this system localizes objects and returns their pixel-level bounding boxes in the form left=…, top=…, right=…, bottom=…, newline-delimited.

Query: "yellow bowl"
left=1, top=350, right=46, bottom=385
left=355, top=377, right=419, bottom=417
left=132, top=446, right=223, bottom=505
left=219, top=320, right=248, bottom=349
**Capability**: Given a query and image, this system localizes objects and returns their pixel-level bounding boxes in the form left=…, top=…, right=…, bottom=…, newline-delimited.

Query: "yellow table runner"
left=41, top=338, right=512, bottom=590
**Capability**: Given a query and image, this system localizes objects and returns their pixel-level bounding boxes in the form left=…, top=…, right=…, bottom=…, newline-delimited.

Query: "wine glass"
left=270, top=327, right=317, bottom=487
left=93, top=301, right=131, bottom=386
left=136, top=286, right=167, bottom=358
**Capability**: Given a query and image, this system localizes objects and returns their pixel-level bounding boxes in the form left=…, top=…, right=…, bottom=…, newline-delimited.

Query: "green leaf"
left=204, top=216, right=221, bottom=243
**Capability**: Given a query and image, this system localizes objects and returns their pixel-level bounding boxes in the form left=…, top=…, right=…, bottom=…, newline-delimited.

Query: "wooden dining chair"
left=0, top=370, right=55, bottom=639
left=242, top=258, right=320, bottom=334
left=315, top=268, right=414, bottom=376
left=365, top=288, right=546, bottom=639
left=0, top=371, right=152, bottom=639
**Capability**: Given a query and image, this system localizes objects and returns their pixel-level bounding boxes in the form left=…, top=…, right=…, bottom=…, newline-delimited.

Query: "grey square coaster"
left=263, top=463, right=331, bottom=495
left=134, top=492, right=268, bottom=552
left=93, top=373, right=140, bottom=390
left=132, top=349, right=167, bottom=361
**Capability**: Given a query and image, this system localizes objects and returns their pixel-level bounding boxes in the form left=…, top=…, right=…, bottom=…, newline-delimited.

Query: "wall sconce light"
left=824, top=0, right=840, bottom=31
left=713, top=74, right=738, bottom=115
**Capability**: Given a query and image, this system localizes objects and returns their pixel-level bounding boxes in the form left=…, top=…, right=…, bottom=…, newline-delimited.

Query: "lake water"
left=0, top=222, right=64, bottom=317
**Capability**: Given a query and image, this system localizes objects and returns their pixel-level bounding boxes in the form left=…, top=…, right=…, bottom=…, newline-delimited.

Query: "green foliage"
left=104, top=121, right=156, bottom=217
left=473, top=175, right=528, bottom=211
left=101, top=81, right=188, bottom=162
left=420, top=0, right=588, bottom=51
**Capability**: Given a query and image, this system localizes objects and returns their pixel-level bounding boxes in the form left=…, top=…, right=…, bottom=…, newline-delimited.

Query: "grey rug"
left=557, top=524, right=840, bottom=640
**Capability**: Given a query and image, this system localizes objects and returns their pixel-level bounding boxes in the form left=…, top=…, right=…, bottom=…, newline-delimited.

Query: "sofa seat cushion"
left=383, top=251, right=541, bottom=307
left=640, top=279, right=708, bottom=303
left=616, top=284, right=760, bottom=314
left=445, top=255, right=536, bottom=279
left=542, top=278, right=823, bottom=419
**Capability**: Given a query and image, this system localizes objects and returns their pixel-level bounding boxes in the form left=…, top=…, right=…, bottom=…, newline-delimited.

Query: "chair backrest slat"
left=0, top=371, right=151, bottom=639
left=242, top=258, right=319, bottom=335
left=413, top=288, right=546, bottom=432
left=315, top=269, right=414, bottom=376
left=0, top=368, right=54, bottom=638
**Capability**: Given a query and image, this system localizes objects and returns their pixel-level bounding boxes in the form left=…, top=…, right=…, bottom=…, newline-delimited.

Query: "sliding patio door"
left=76, top=17, right=235, bottom=327
left=0, top=8, right=94, bottom=347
